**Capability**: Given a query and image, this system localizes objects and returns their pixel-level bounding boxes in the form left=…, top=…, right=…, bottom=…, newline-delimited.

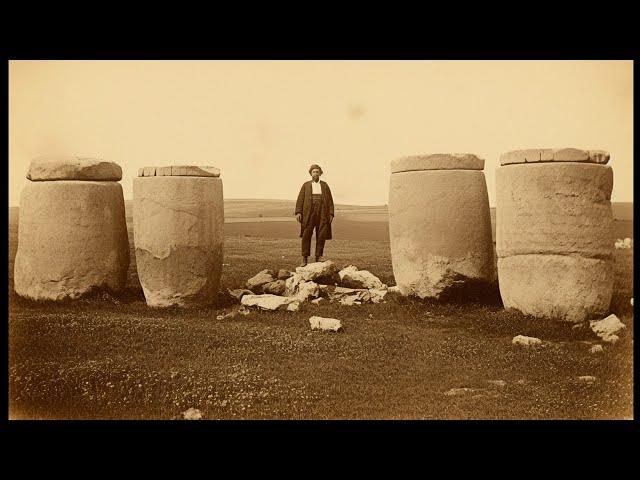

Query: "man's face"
left=310, top=168, right=321, bottom=181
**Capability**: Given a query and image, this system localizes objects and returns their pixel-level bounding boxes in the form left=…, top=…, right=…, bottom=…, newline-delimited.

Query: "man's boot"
left=301, top=256, right=308, bottom=267
left=315, top=255, right=322, bottom=263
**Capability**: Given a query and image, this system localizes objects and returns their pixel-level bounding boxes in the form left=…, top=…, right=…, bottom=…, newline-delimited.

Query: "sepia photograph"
left=7, top=59, right=634, bottom=420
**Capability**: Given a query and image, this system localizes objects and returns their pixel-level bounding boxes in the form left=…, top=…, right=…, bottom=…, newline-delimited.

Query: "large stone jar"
left=496, top=148, right=614, bottom=322
left=14, top=156, right=130, bottom=300
left=388, top=154, right=496, bottom=299
left=133, top=166, right=223, bottom=307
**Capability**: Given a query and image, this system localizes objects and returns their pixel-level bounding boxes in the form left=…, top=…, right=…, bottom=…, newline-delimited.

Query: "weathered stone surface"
left=496, top=162, right=614, bottom=322
left=309, top=316, right=342, bottom=332
left=500, top=148, right=610, bottom=166
left=391, top=154, right=485, bottom=173
left=295, top=261, right=339, bottom=282
left=241, top=294, right=298, bottom=311
left=512, top=335, right=542, bottom=347
left=26, top=156, right=123, bottom=181
left=286, top=301, right=301, bottom=311
left=311, top=297, right=324, bottom=305
left=133, top=176, right=223, bottom=307
left=389, top=168, right=496, bottom=299
left=284, top=273, right=305, bottom=297
left=139, top=166, right=220, bottom=177
left=498, top=256, right=613, bottom=323
left=338, top=265, right=385, bottom=289
left=246, top=270, right=276, bottom=293
left=277, top=269, right=292, bottom=280
left=590, top=314, right=626, bottom=344
left=294, top=281, right=320, bottom=302
left=262, top=279, right=287, bottom=296
left=14, top=181, right=129, bottom=301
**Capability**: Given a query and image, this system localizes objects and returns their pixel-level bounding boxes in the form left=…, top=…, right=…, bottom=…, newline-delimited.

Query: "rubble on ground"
left=589, top=314, right=626, bottom=344
left=236, top=262, right=390, bottom=312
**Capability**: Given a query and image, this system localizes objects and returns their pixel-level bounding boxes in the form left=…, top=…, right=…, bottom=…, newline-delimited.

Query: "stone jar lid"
left=500, top=148, right=610, bottom=166
left=138, top=166, right=221, bottom=177
left=391, top=154, right=485, bottom=173
left=27, top=156, right=123, bottom=181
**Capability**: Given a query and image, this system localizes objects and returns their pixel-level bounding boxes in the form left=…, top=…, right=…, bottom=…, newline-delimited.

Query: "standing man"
left=295, top=164, right=335, bottom=266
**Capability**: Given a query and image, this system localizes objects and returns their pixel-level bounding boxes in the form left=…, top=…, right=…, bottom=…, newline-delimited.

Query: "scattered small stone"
left=487, top=380, right=507, bottom=388
left=338, top=265, right=385, bottom=290
left=262, top=279, right=287, bottom=296
left=287, top=301, right=301, bottom=312
left=296, top=261, right=339, bottom=282
left=228, top=288, right=254, bottom=302
left=590, top=314, right=626, bottom=344
left=241, top=294, right=299, bottom=311
left=614, top=237, right=632, bottom=249
left=388, top=285, right=401, bottom=293
left=309, top=316, right=342, bottom=332
left=512, top=335, right=542, bottom=347
left=246, top=270, right=276, bottom=293
left=444, top=387, right=476, bottom=396
left=311, top=298, right=324, bottom=305
left=516, top=379, right=527, bottom=385
left=589, top=344, right=604, bottom=354
left=578, top=376, right=596, bottom=384
left=277, top=269, right=292, bottom=280
left=181, top=408, right=203, bottom=420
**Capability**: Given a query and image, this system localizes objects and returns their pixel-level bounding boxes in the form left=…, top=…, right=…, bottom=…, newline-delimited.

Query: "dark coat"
left=295, top=180, right=334, bottom=239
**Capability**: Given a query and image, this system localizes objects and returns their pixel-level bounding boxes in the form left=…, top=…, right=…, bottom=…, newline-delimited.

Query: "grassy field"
left=8, top=201, right=634, bottom=420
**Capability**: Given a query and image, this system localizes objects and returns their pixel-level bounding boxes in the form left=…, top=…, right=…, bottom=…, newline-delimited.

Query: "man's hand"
left=329, top=214, right=334, bottom=224
left=296, top=213, right=302, bottom=223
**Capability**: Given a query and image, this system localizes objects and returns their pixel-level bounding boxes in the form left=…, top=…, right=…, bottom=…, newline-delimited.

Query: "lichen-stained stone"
left=388, top=155, right=496, bottom=299
left=14, top=180, right=129, bottom=300
left=26, top=155, right=123, bottom=181
left=496, top=160, right=614, bottom=322
left=133, top=174, right=224, bottom=307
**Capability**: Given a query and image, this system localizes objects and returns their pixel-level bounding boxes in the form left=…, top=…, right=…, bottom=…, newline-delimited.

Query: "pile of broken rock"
left=227, top=261, right=390, bottom=311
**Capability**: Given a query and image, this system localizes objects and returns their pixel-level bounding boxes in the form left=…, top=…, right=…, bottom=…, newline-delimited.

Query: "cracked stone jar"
left=14, top=156, right=130, bottom=300
left=496, top=148, right=614, bottom=322
left=388, top=154, right=496, bottom=299
left=133, top=166, right=223, bottom=307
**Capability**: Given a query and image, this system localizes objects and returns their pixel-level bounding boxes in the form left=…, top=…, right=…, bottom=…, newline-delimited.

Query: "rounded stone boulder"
left=496, top=153, right=614, bottom=322
left=388, top=154, right=496, bottom=299
left=133, top=169, right=224, bottom=307
left=14, top=180, right=130, bottom=300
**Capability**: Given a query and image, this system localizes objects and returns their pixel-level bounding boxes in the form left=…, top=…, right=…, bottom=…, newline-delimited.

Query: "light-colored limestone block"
left=389, top=164, right=495, bottom=299
left=14, top=181, right=129, bottom=300
left=496, top=161, right=614, bottom=322
left=133, top=175, right=224, bottom=307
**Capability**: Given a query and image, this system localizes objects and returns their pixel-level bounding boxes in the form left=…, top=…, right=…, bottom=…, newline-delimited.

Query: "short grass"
left=8, top=213, right=634, bottom=420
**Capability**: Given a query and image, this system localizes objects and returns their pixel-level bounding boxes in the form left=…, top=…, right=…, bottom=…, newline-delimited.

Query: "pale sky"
left=8, top=60, right=634, bottom=206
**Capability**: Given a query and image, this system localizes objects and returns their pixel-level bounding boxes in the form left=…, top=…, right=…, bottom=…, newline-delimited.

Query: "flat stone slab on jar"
left=27, top=156, right=123, bottom=181
left=137, top=166, right=221, bottom=177
left=391, top=154, right=485, bottom=173
left=500, top=148, right=610, bottom=166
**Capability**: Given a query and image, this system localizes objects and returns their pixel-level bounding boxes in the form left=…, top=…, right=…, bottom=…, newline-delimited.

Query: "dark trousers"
left=301, top=198, right=327, bottom=257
